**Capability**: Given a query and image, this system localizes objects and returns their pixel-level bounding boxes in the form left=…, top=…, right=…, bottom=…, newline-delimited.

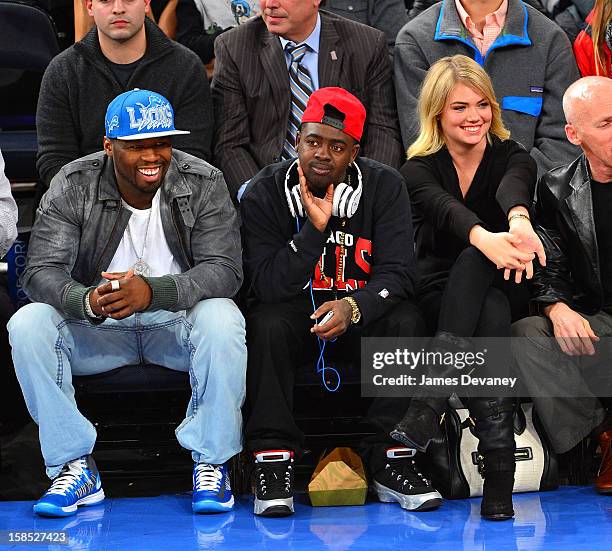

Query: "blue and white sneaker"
left=192, top=463, right=234, bottom=513
left=33, top=455, right=105, bottom=517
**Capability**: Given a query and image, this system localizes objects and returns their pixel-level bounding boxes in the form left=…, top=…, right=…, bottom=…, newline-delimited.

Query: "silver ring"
left=111, top=280, right=120, bottom=291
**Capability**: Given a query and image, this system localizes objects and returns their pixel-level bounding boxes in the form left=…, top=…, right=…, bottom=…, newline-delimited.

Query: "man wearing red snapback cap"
left=240, top=87, right=442, bottom=517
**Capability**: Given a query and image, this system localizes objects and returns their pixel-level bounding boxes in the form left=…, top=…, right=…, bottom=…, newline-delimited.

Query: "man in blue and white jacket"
left=395, top=0, right=581, bottom=174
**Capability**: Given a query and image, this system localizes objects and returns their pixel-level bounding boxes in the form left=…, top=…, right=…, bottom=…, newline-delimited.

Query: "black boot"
left=479, top=449, right=516, bottom=520
left=391, top=332, right=473, bottom=452
left=469, top=398, right=516, bottom=521
left=390, top=398, right=445, bottom=452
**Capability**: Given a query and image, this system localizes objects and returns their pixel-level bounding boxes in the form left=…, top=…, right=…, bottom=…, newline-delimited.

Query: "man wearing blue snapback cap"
left=8, top=89, right=246, bottom=517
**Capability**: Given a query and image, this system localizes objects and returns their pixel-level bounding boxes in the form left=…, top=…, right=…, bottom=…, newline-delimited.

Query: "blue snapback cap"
left=104, top=89, right=190, bottom=140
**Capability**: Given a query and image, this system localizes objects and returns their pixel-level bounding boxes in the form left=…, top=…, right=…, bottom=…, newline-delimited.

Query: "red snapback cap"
left=301, top=87, right=366, bottom=142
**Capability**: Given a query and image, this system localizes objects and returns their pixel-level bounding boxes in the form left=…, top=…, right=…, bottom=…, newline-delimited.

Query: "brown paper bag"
left=308, top=447, right=368, bottom=506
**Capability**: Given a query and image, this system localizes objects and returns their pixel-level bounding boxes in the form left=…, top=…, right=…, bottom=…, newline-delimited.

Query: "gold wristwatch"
left=342, top=296, right=361, bottom=324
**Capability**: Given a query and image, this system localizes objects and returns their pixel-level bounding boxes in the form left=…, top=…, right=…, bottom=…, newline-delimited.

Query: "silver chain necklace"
left=126, top=204, right=153, bottom=277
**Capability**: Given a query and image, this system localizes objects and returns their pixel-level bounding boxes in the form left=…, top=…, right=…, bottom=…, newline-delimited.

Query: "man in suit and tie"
left=212, top=0, right=403, bottom=201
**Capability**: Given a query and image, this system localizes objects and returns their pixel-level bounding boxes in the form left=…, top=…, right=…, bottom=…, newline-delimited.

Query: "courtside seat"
left=0, top=131, right=38, bottom=183
left=0, top=0, right=60, bottom=195
left=72, top=360, right=369, bottom=452
left=71, top=360, right=371, bottom=490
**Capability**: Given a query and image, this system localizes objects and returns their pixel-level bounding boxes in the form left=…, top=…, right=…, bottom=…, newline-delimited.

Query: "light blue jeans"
left=8, top=298, right=247, bottom=479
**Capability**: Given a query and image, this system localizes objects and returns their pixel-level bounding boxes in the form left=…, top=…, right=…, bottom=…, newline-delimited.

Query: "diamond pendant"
left=132, top=259, right=152, bottom=277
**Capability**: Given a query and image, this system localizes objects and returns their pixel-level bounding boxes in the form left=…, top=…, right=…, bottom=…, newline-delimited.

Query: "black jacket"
left=240, top=157, right=416, bottom=326
left=531, top=155, right=604, bottom=314
left=36, top=19, right=214, bottom=187
left=401, top=138, right=536, bottom=292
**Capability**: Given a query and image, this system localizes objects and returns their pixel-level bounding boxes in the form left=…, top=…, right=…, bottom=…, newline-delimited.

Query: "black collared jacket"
left=531, top=155, right=605, bottom=314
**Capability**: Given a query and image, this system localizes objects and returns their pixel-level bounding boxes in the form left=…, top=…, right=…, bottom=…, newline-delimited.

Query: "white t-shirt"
left=105, top=190, right=182, bottom=279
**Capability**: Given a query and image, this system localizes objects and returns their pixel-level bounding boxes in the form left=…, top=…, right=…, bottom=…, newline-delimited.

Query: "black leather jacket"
left=531, top=155, right=604, bottom=315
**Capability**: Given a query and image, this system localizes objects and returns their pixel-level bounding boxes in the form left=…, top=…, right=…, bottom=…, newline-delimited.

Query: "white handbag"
left=456, top=403, right=558, bottom=496
left=426, top=403, right=559, bottom=498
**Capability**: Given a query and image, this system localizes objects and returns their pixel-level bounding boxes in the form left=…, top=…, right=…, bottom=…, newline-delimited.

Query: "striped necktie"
left=282, top=43, right=314, bottom=161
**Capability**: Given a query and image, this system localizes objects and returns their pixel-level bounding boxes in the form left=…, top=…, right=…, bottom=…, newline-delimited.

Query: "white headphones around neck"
left=284, top=159, right=363, bottom=219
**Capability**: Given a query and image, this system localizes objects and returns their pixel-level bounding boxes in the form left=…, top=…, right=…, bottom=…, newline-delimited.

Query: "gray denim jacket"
left=23, top=149, right=242, bottom=321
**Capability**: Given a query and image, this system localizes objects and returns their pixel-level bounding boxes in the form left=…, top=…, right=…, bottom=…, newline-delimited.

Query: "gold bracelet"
left=508, top=213, right=531, bottom=224
left=342, top=296, right=361, bottom=324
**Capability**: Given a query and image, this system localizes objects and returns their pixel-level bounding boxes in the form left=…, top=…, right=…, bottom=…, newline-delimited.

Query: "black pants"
left=244, top=296, right=426, bottom=473
left=420, top=247, right=522, bottom=452
left=420, top=246, right=528, bottom=336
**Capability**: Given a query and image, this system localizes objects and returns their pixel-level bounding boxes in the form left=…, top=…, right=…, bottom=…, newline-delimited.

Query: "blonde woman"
left=574, top=0, right=611, bottom=77
left=392, top=55, right=545, bottom=520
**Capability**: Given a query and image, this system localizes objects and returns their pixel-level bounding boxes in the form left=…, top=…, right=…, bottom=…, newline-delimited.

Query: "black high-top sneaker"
left=373, top=447, right=442, bottom=511
left=253, top=450, right=294, bottom=517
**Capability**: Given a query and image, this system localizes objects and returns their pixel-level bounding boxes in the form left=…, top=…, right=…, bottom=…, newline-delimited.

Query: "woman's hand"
left=504, top=214, right=546, bottom=283
left=469, top=226, right=535, bottom=281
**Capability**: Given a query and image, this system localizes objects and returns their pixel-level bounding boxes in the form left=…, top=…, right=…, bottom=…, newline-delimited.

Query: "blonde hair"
left=407, top=55, right=510, bottom=159
left=590, top=0, right=612, bottom=77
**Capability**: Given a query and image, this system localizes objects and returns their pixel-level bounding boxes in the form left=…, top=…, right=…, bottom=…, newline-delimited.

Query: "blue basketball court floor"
left=1, top=486, right=610, bottom=550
